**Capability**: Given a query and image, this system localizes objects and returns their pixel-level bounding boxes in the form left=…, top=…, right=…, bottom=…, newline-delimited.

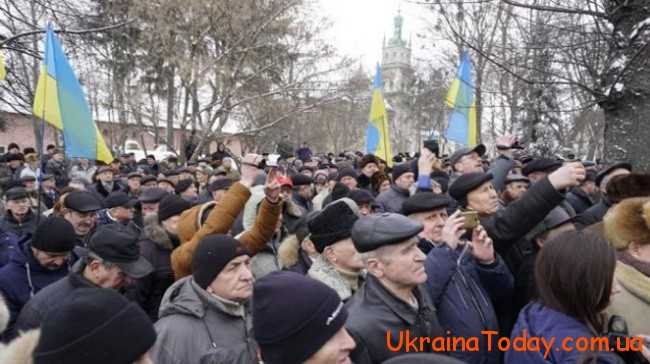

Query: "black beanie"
left=253, top=271, right=348, bottom=364
left=174, top=178, right=194, bottom=194
left=158, top=194, right=191, bottom=222
left=392, top=163, right=413, bottom=182
left=33, top=288, right=156, bottom=364
left=308, top=198, right=359, bottom=252
left=32, top=216, right=76, bottom=253
left=348, top=189, right=375, bottom=205
left=330, top=182, right=350, bottom=201
left=336, top=167, right=357, bottom=182
left=192, top=234, right=251, bottom=289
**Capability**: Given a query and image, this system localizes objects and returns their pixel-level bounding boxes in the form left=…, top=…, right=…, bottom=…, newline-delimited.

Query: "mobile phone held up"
left=459, top=209, right=480, bottom=230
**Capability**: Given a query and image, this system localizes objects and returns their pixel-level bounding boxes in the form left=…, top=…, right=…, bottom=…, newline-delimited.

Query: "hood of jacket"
left=142, top=213, right=174, bottom=250
left=158, top=276, right=246, bottom=321
left=177, top=201, right=217, bottom=243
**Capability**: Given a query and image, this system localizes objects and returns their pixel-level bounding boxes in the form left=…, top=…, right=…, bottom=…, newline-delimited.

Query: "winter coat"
left=575, top=199, right=611, bottom=229
left=425, top=243, right=513, bottom=364
left=0, top=210, right=37, bottom=238
left=150, top=277, right=257, bottom=364
left=249, top=236, right=281, bottom=280
left=0, top=229, right=18, bottom=268
left=278, top=234, right=313, bottom=274
left=128, top=214, right=179, bottom=321
left=45, top=159, right=68, bottom=188
left=565, top=187, right=594, bottom=214
left=0, top=238, right=68, bottom=340
left=296, top=147, right=312, bottom=161
left=345, top=274, right=445, bottom=364
left=308, top=255, right=362, bottom=301
left=505, top=302, right=623, bottom=364
left=171, top=182, right=282, bottom=279
left=606, top=261, right=650, bottom=336
left=375, top=185, right=410, bottom=213
left=14, top=261, right=95, bottom=333
left=68, top=164, right=96, bottom=184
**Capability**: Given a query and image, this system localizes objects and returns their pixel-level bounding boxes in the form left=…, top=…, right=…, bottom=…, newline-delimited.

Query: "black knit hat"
left=336, top=167, right=357, bottom=182
left=331, top=182, right=350, bottom=201
left=348, top=189, right=374, bottom=205
left=158, top=194, right=191, bottom=222
left=308, top=198, right=360, bottom=252
left=392, top=163, right=413, bottom=182
left=174, top=179, right=194, bottom=194
left=32, top=217, right=77, bottom=253
left=291, top=174, right=313, bottom=186
left=33, top=288, right=156, bottom=364
left=359, top=154, right=380, bottom=169
left=192, top=234, right=251, bottom=289
left=253, top=271, right=348, bottom=364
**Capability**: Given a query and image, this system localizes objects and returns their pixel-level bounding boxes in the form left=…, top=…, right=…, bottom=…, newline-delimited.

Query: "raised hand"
left=264, top=168, right=282, bottom=203
left=469, top=225, right=495, bottom=264
left=548, top=162, right=586, bottom=190
left=440, top=210, right=466, bottom=250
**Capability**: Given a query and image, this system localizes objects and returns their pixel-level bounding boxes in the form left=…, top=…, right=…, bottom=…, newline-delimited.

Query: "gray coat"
left=375, top=185, right=410, bottom=213
left=150, top=277, right=257, bottom=364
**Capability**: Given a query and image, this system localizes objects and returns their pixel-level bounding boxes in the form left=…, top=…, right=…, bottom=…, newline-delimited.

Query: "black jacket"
left=0, top=210, right=38, bottom=238
left=15, top=262, right=95, bottom=332
left=90, top=180, right=123, bottom=200
left=564, top=187, right=594, bottom=214
left=574, top=198, right=611, bottom=229
left=345, top=274, right=444, bottom=364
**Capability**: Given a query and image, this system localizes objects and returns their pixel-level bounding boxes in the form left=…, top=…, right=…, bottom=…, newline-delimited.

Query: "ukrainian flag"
left=366, top=64, right=393, bottom=166
left=33, top=26, right=112, bottom=163
left=444, top=52, right=478, bottom=146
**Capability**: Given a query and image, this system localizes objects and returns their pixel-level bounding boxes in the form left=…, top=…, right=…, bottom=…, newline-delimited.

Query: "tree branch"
left=500, top=0, right=608, bottom=19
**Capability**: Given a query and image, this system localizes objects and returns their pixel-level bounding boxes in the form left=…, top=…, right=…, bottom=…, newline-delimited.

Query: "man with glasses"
left=0, top=216, right=76, bottom=340
left=61, top=190, right=103, bottom=247
left=15, top=223, right=153, bottom=332
left=0, top=186, right=38, bottom=237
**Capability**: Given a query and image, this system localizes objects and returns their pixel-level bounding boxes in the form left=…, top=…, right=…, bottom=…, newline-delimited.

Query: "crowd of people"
left=0, top=137, right=649, bottom=364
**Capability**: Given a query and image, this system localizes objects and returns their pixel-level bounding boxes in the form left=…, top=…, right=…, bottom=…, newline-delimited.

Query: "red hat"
left=276, top=176, right=293, bottom=188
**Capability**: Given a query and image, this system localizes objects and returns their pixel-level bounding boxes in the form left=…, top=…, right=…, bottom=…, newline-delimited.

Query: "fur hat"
left=359, top=154, right=380, bottom=170
left=605, top=173, right=650, bottom=204
left=604, top=197, right=650, bottom=250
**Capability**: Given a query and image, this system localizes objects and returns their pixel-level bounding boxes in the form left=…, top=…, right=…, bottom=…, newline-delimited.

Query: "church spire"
left=389, top=7, right=406, bottom=47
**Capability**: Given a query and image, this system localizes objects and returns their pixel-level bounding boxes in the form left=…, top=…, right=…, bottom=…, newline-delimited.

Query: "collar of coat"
left=616, top=261, right=650, bottom=303
left=308, top=255, right=360, bottom=301
left=142, top=213, right=174, bottom=250
left=363, top=274, right=435, bottom=325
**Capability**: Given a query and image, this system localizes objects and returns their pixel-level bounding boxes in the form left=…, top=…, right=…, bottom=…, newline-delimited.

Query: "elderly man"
left=15, top=223, right=153, bottom=332
left=61, top=191, right=104, bottom=246
left=138, top=187, right=169, bottom=218
left=90, top=165, right=122, bottom=199
left=97, top=191, right=138, bottom=226
left=575, top=162, right=632, bottom=227
left=499, top=174, right=530, bottom=208
left=345, top=213, right=444, bottom=364
left=0, top=186, right=38, bottom=237
left=375, top=164, right=414, bottom=213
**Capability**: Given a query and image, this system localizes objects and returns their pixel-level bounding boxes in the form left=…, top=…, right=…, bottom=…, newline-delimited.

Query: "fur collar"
left=278, top=234, right=301, bottom=268
left=308, top=256, right=358, bottom=301
left=0, top=329, right=40, bottom=364
left=142, top=213, right=174, bottom=250
left=616, top=261, right=650, bottom=303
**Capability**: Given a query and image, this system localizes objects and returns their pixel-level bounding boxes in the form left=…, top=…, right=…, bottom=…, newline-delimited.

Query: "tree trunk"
left=166, top=65, right=176, bottom=151
left=603, top=1, right=650, bottom=170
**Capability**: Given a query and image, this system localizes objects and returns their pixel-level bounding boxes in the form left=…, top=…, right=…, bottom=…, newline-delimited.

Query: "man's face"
left=64, top=210, right=96, bottom=236
left=158, top=182, right=175, bottom=193
left=42, top=179, right=56, bottom=190
left=467, top=181, right=499, bottom=215
left=410, top=208, right=447, bottom=242
left=362, top=163, right=378, bottom=178
left=395, top=172, right=415, bottom=191
left=112, top=206, right=134, bottom=222
left=340, top=176, right=357, bottom=190
left=98, top=171, right=114, bottom=183
left=207, top=255, right=254, bottom=302
left=304, top=327, right=356, bottom=364
left=8, top=160, right=21, bottom=169
left=326, top=238, right=364, bottom=272
left=53, top=153, right=64, bottom=162
left=582, top=181, right=597, bottom=196
left=24, top=181, right=37, bottom=191
left=147, top=157, right=156, bottom=166
left=88, top=260, right=129, bottom=289
left=32, top=248, right=69, bottom=270
left=454, top=152, right=483, bottom=174
left=6, top=198, right=30, bottom=218
left=161, top=214, right=181, bottom=235
left=358, top=203, right=372, bottom=216
left=141, top=202, right=159, bottom=217
left=374, top=238, right=427, bottom=286
left=504, top=181, right=529, bottom=202
left=181, top=184, right=198, bottom=198
left=298, top=185, right=314, bottom=200
left=127, top=178, right=141, bottom=192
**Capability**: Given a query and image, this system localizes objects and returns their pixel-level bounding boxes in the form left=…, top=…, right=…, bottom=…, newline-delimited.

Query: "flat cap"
left=104, top=192, right=138, bottom=209
left=448, top=172, right=493, bottom=202
left=522, top=158, right=562, bottom=176
left=140, top=175, right=157, bottom=185
left=351, top=213, right=423, bottom=253
left=127, top=172, right=143, bottom=179
left=64, top=191, right=104, bottom=212
left=4, top=186, right=28, bottom=201
left=596, top=162, right=632, bottom=187
left=138, top=187, right=168, bottom=203
left=449, top=144, right=486, bottom=166
left=401, top=192, right=450, bottom=216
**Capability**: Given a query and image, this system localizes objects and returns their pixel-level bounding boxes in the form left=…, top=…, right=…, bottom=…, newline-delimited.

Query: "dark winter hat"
left=32, top=216, right=77, bottom=253
left=330, top=182, right=350, bottom=201
left=20, top=175, right=37, bottom=183
left=158, top=194, right=191, bottom=222
left=522, top=158, right=562, bottom=176
left=104, top=191, right=138, bottom=209
left=449, top=144, right=486, bottom=167
left=174, top=179, right=195, bottom=194
left=138, top=187, right=168, bottom=203
left=359, top=154, right=380, bottom=170
left=7, top=142, right=19, bottom=151
left=127, top=171, right=143, bottom=180
left=308, top=198, right=360, bottom=252
left=64, top=191, right=104, bottom=212
left=4, top=186, right=28, bottom=201
left=336, top=167, right=357, bottom=182
left=348, top=189, right=375, bottom=205
left=5, top=153, right=23, bottom=162
left=253, top=271, right=348, bottom=364
left=207, top=178, right=233, bottom=193
left=448, top=172, right=494, bottom=206
left=504, top=174, right=530, bottom=186
left=352, top=213, right=423, bottom=253
left=192, top=234, right=251, bottom=289
left=33, top=288, right=156, bottom=364
left=391, top=163, right=413, bottom=183
left=383, top=353, right=466, bottom=364
left=291, top=174, right=313, bottom=187
left=140, top=175, right=158, bottom=185
left=401, top=192, right=450, bottom=216
left=81, top=224, right=153, bottom=278
left=605, top=173, right=650, bottom=203
left=596, top=162, right=633, bottom=188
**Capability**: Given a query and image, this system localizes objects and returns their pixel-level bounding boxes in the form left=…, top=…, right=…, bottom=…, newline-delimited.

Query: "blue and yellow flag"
left=366, top=64, right=393, bottom=166
left=445, top=52, right=478, bottom=146
left=33, top=26, right=112, bottom=163
left=0, top=52, right=6, bottom=80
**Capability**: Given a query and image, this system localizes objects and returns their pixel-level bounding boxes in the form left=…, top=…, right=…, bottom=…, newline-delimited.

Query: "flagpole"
left=36, top=25, right=50, bottom=223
